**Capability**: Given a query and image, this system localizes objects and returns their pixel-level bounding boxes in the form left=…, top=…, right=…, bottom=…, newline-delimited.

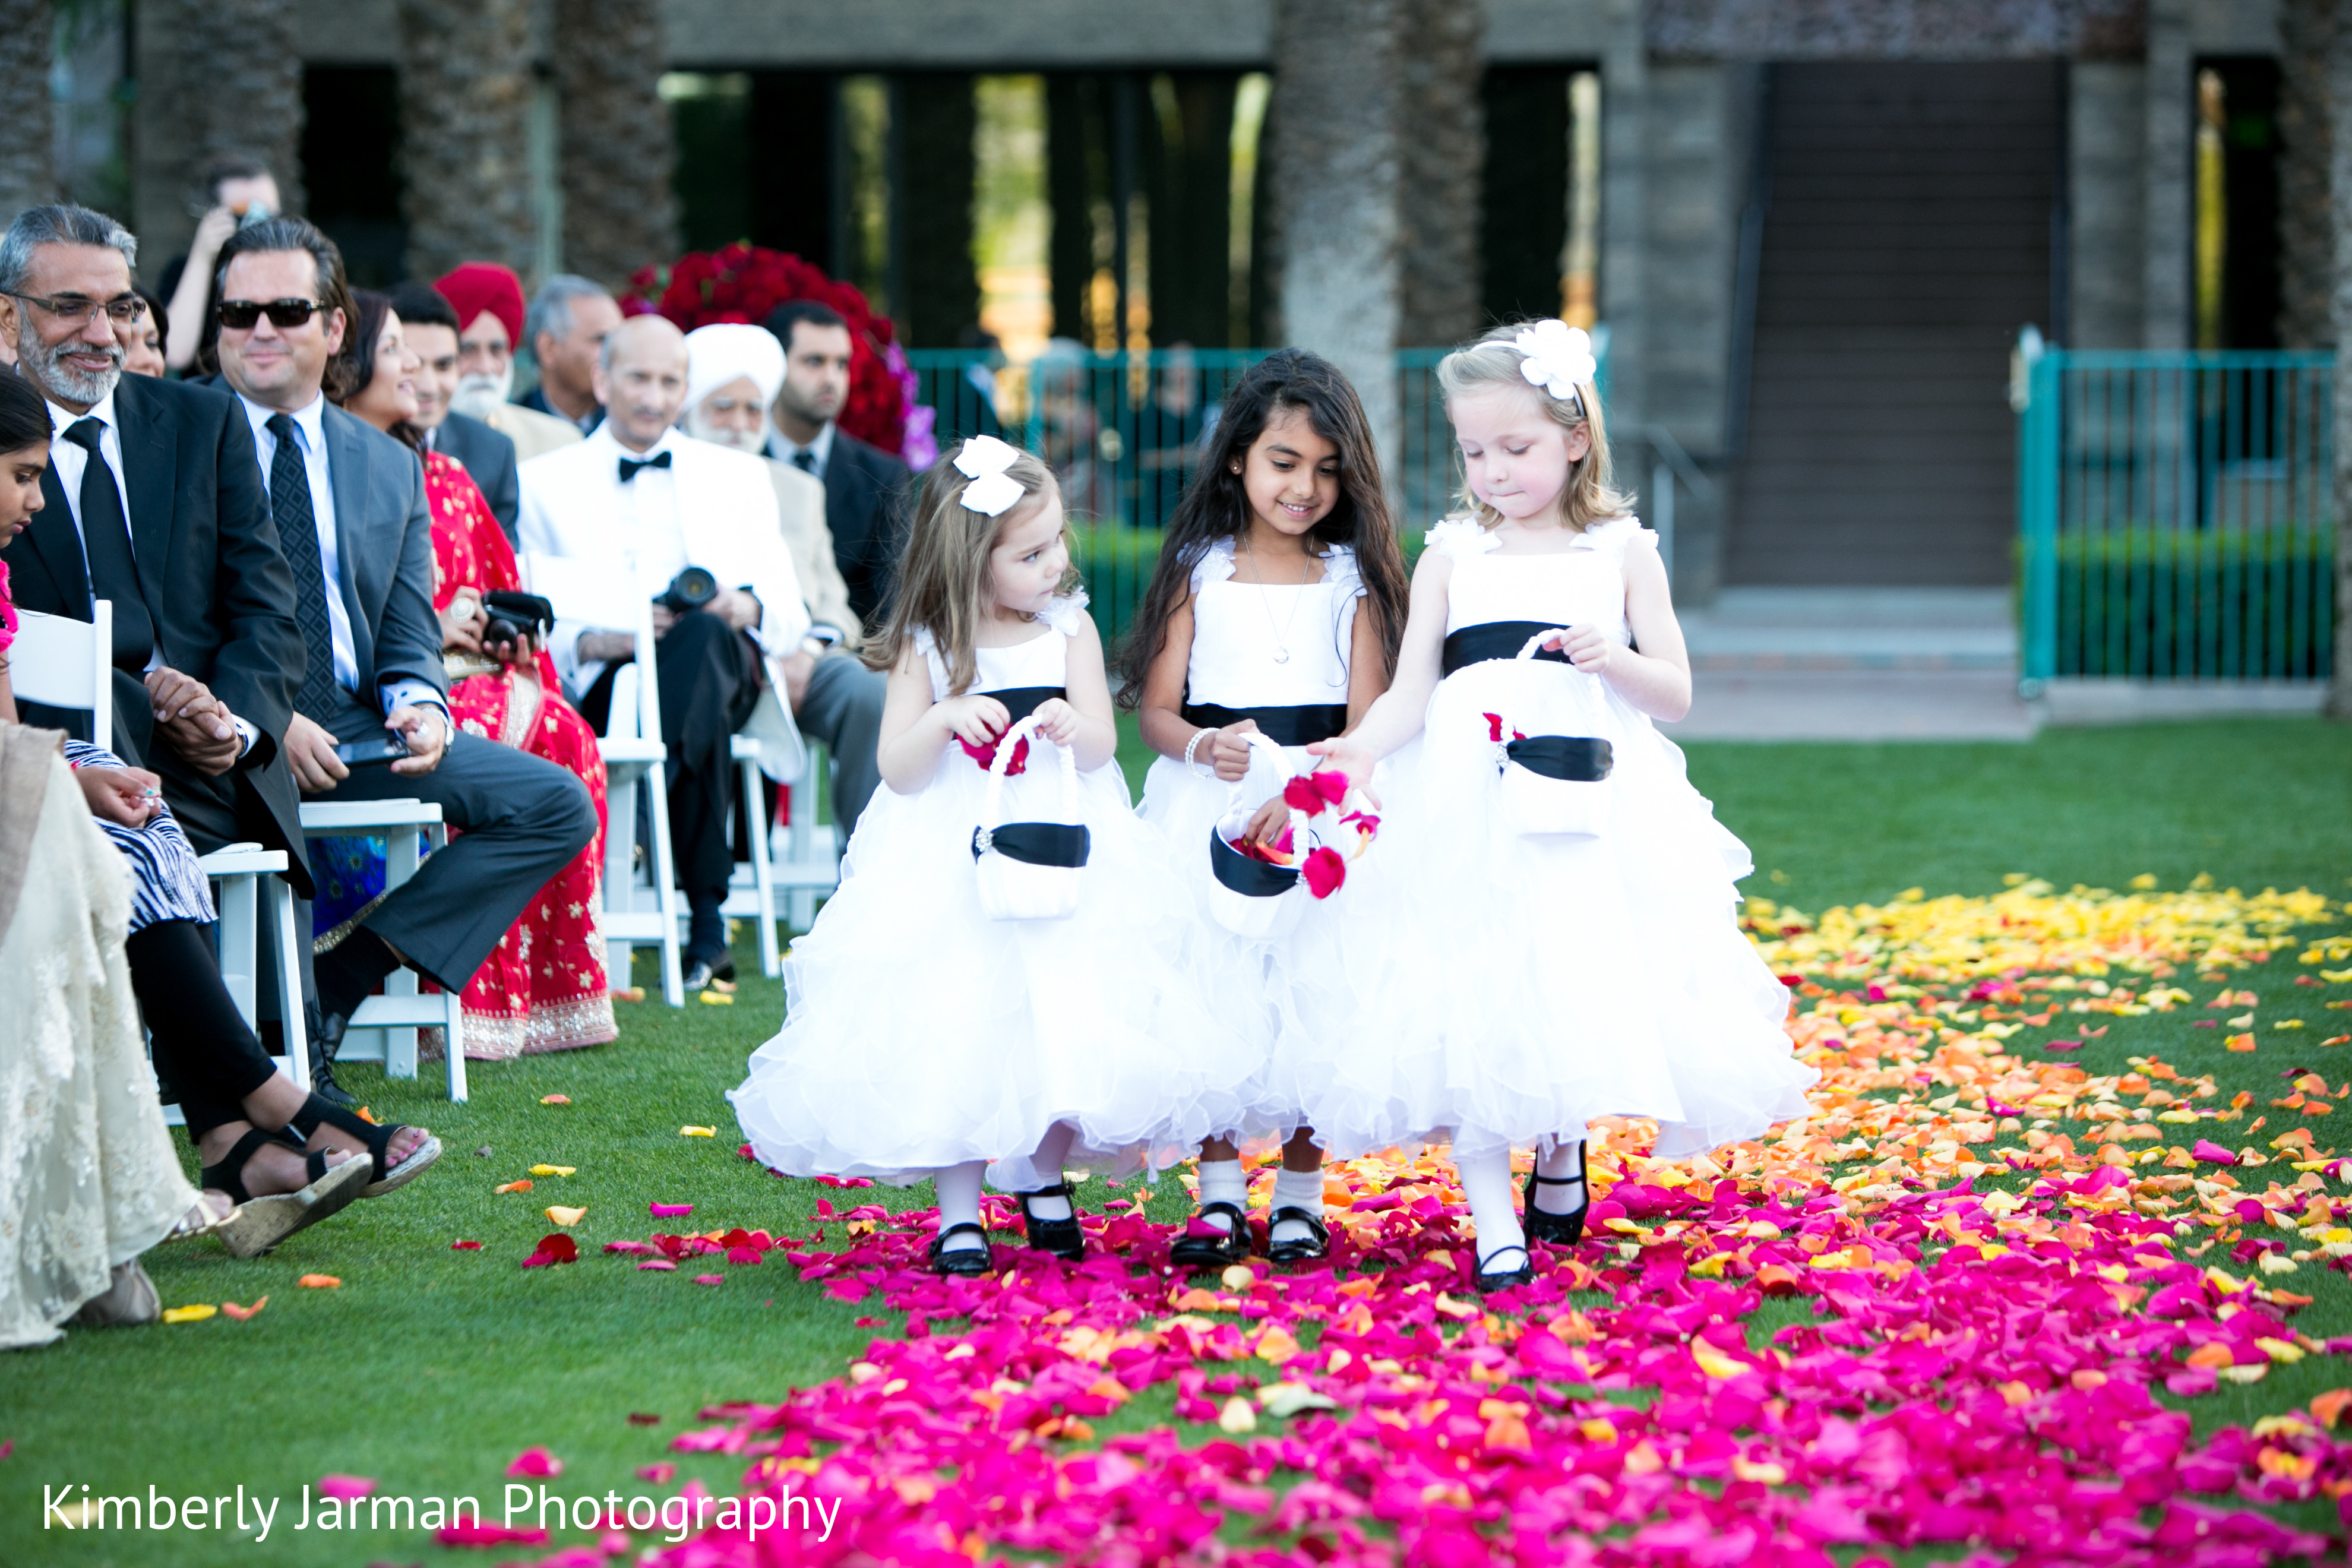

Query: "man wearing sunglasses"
left=208, top=217, right=595, bottom=1098
left=0, top=203, right=306, bottom=899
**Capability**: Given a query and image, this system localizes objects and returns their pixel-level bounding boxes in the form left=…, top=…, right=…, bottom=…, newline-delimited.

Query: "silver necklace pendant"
left=1272, top=645, right=1291, bottom=664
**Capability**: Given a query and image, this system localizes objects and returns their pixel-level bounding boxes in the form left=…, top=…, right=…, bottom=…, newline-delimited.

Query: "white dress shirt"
left=767, top=420, right=835, bottom=482
left=238, top=391, right=445, bottom=723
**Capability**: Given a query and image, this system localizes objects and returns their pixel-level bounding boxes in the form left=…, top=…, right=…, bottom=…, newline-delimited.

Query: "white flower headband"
left=1513, top=319, right=1597, bottom=409
left=953, top=435, right=1028, bottom=518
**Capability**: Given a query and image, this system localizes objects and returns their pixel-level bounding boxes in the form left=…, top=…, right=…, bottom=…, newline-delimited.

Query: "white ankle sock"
left=1453, top=1141, right=1526, bottom=1266
left=1269, top=1166, right=1326, bottom=1244
left=934, top=1161, right=987, bottom=1253
left=1532, top=1137, right=1588, bottom=1215
left=1196, top=1158, right=1247, bottom=1231
left=990, top=1123, right=1079, bottom=1218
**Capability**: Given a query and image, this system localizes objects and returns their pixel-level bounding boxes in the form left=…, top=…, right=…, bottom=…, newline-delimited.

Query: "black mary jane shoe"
left=1013, top=1181, right=1086, bottom=1261
left=927, top=1221, right=994, bottom=1277
left=1169, top=1200, right=1253, bottom=1269
left=1265, top=1206, right=1330, bottom=1265
left=1474, top=1244, right=1535, bottom=1294
left=1523, top=1144, right=1591, bottom=1247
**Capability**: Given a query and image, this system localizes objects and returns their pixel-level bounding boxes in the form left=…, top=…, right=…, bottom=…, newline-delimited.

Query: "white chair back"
left=10, top=602, right=113, bottom=754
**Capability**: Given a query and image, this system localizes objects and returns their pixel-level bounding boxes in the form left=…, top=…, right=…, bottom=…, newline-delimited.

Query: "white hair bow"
left=953, top=434, right=1027, bottom=518
left=1513, top=320, right=1597, bottom=404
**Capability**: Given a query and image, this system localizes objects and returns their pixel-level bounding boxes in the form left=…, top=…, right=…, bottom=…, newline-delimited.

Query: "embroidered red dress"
left=425, top=451, right=616, bottom=1057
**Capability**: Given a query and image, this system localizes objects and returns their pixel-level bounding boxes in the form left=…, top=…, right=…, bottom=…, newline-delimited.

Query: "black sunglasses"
left=216, top=298, right=327, bottom=330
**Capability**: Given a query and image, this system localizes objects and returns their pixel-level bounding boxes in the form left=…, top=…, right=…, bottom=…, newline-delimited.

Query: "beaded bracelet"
left=1183, top=728, right=1217, bottom=779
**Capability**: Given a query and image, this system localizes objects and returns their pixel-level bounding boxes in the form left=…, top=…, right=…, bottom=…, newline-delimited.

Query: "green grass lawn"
left=2, top=716, right=2348, bottom=1566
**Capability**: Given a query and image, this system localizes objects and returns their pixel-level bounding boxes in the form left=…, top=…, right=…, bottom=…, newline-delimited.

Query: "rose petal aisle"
left=530, top=882, right=2352, bottom=1567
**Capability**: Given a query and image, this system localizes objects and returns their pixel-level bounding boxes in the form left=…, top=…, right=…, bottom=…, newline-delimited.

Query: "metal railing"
left=905, top=339, right=1633, bottom=643
left=2016, top=342, right=2335, bottom=690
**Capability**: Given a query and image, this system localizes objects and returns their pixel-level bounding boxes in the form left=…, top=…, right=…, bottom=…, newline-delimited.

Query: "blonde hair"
left=1436, top=322, right=1633, bottom=532
left=862, top=442, right=1075, bottom=695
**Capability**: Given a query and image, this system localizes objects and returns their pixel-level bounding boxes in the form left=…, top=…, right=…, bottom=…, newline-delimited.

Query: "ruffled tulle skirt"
left=729, top=744, right=1260, bottom=1184
left=1297, top=660, right=1816, bottom=1161
left=1136, top=748, right=1398, bottom=1146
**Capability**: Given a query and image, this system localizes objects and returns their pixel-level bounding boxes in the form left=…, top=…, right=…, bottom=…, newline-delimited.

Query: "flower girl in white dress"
left=1309, top=323, right=1816, bottom=1292
left=1118, top=350, right=1412, bottom=1268
left=729, top=438, right=1255, bottom=1274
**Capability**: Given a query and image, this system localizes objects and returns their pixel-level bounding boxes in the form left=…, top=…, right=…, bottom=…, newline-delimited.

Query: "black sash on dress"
left=972, top=821, right=1092, bottom=867
left=983, top=685, right=1067, bottom=723
left=1440, top=620, right=1573, bottom=677
left=1504, top=735, right=1614, bottom=781
left=1181, top=701, right=1351, bottom=747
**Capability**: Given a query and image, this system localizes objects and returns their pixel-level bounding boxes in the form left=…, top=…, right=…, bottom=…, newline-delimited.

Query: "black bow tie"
left=618, top=450, right=674, bottom=483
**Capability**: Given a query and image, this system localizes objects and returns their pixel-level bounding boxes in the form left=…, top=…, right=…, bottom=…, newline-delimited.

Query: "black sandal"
left=927, top=1221, right=994, bottom=1277
left=289, top=1093, right=442, bottom=1197
left=1265, top=1206, right=1330, bottom=1264
left=1169, top=1200, right=1253, bottom=1268
left=1524, top=1142, right=1591, bottom=1245
left=1012, top=1181, right=1085, bottom=1260
left=204, top=1128, right=371, bottom=1258
left=1474, top=1243, right=1534, bottom=1294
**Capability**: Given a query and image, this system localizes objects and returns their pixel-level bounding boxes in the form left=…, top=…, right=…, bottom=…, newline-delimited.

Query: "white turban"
left=684, top=323, right=786, bottom=414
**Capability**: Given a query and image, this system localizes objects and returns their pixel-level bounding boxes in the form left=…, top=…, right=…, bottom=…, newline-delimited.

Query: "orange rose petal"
left=296, top=1275, right=340, bottom=1289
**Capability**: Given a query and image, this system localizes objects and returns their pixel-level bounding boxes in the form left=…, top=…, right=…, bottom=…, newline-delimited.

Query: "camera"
left=656, top=566, right=719, bottom=615
left=233, top=201, right=276, bottom=231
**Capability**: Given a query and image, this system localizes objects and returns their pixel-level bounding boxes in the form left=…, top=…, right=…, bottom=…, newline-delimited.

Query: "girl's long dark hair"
left=1115, top=349, right=1409, bottom=707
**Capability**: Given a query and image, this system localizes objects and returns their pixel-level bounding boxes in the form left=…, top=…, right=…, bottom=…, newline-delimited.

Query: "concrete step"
left=1677, top=586, right=2015, bottom=672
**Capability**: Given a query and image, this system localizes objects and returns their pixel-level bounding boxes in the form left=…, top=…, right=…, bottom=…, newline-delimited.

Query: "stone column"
left=2069, top=61, right=2148, bottom=349
left=1597, top=0, right=1649, bottom=423
left=554, top=0, right=678, bottom=290
left=2140, top=0, right=2193, bottom=349
left=2280, top=0, right=2334, bottom=349
left=396, top=0, right=538, bottom=283
left=0, top=0, right=56, bottom=226
left=132, top=0, right=305, bottom=267
left=1396, top=0, right=1484, bottom=349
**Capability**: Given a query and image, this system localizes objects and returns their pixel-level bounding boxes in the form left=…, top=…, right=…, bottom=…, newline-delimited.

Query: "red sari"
left=426, top=451, right=617, bottom=1057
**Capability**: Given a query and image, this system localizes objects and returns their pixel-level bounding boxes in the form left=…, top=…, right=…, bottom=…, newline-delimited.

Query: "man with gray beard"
left=0, top=204, right=308, bottom=885
left=432, top=261, right=580, bottom=464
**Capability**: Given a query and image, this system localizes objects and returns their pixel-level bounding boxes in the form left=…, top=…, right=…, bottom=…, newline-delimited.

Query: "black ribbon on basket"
left=972, top=821, right=1092, bottom=868
left=1208, top=826, right=1302, bottom=897
left=1180, top=701, right=1352, bottom=747
left=1504, top=735, right=1614, bottom=782
left=982, top=685, right=1068, bottom=724
left=1441, top=621, right=1573, bottom=677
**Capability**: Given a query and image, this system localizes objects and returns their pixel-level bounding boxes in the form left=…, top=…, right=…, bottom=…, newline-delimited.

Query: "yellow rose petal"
left=680, top=1126, right=717, bottom=1137
left=529, top=1165, right=576, bottom=1177
left=545, top=1206, right=587, bottom=1226
left=161, top=1304, right=217, bottom=1324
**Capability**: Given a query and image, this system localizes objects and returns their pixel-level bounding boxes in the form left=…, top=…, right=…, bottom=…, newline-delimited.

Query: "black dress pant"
left=128, top=921, right=282, bottom=1140
left=580, top=608, right=762, bottom=902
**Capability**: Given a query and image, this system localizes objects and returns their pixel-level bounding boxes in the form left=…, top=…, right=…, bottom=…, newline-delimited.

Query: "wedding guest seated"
left=320, top=289, right=616, bottom=1058
left=120, top=288, right=167, bottom=378
left=519, top=315, right=806, bottom=991
left=432, top=262, right=582, bottom=464
left=682, top=323, right=886, bottom=830
left=387, top=282, right=521, bottom=542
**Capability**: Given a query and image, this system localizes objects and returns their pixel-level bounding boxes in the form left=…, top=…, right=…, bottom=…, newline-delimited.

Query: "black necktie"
left=62, top=418, right=153, bottom=672
left=266, top=413, right=342, bottom=721
left=791, top=448, right=817, bottom=475
left=619, top=450, right=673, bottom=483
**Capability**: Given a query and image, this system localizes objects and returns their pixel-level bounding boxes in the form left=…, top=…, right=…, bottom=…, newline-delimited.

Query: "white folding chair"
left=772, top=739, right=843, bottom=932
left=596, top=600, right=684, bottom=1006
left=298, top=799, right=468, bottom=1101
left=11, top=603, right=313, bottom=1111
left=11, top=602, right=113, bottom=753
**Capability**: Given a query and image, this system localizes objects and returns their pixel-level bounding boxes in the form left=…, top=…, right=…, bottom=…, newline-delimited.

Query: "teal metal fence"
left=904, top=343, right=1614, bottom=643
left=2017, top=346, right=2335, bottom=688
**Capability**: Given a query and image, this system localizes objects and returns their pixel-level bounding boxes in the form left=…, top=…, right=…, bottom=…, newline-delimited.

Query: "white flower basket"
left=970, top=715, right=1089, bottom=921
left=1494, top=631, right=1614, bottom=838
left=1206, top=732, right=1316, bottom=940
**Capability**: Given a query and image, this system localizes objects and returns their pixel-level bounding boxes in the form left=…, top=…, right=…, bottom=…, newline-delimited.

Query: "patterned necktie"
left=619, top=450, right=673, bottom=483
left=266, top=413, right=341, bottom=721
left=792, top=448, right=817, bottom=475
left=62, top=418, right=154, bottom=672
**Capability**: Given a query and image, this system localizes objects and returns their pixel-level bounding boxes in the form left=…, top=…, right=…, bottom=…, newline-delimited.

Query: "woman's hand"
left=1029, top=697, right=1080, bottom=747
left=936, top=693, right=1013, bottom=750
left=1549, top=624, right=1620, bottom=676
left=1208, top=719, right=1259, bottom=782
left=1305, top=736, right=1382, bottom=806
left=74, top=763, right=165, bottom=827
left=441, top=592, right=486, bottom=655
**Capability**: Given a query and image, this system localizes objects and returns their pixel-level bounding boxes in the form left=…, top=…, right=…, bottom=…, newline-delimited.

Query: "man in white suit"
left=518, top=314, right=807, bottom=988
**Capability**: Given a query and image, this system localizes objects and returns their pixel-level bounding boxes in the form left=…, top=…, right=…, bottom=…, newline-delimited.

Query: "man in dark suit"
left=762, top=301, right=911, bottom=627
left=0, top=203, right=309, bottom=889
left=209, top=217, right=595, bottom=1093
left=386, top=280, right=520, bottom=541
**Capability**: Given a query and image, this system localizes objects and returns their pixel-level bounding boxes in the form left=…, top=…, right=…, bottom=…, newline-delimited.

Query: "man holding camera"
left=518, top=314, right=807, bottom=990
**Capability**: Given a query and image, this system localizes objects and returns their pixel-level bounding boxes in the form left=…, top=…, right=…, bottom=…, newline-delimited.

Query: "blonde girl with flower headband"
left=1307, top=322, right=1816, bottom=1294
left=729, top=438, right=1256, bottom=1276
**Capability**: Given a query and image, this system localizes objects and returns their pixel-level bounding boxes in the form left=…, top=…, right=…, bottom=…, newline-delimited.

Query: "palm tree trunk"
left=0, top=0, right=56, bottom=225
left=1396, top=0, right=1484, bottom=349
left=2326, top=0, right=2352, bottom=720
left=553, top=0, right=679, bottom=290
left=141, top=0, right=306, bottom=224
left=2280, top=0, right=2334, bottom=349
left=396, top=0, right=536, bottom=282
left=1267, top=0, right=1407, bottom=463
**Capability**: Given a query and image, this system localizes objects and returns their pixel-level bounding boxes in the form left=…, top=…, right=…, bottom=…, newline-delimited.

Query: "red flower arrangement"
left=624, top=244, right=908, bottom=456
left=1233, top=769, right=1379, bottom=899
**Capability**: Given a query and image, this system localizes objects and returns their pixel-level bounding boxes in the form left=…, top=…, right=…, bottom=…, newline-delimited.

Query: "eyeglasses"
left=217, top=298, right=326, bottom=330
left=6, top=291, right=145, bottom=327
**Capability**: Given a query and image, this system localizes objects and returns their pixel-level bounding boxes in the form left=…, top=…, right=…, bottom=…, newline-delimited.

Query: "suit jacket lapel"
left=323, top=410, right=377, bottom=687
left=115, top=378, right=177, bottom=640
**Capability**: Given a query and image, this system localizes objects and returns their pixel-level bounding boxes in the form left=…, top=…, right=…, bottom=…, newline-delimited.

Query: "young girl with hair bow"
left=729, top=437, right=1254, bottom=1275
left=1307, top=322, right=1817, bottom=1293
